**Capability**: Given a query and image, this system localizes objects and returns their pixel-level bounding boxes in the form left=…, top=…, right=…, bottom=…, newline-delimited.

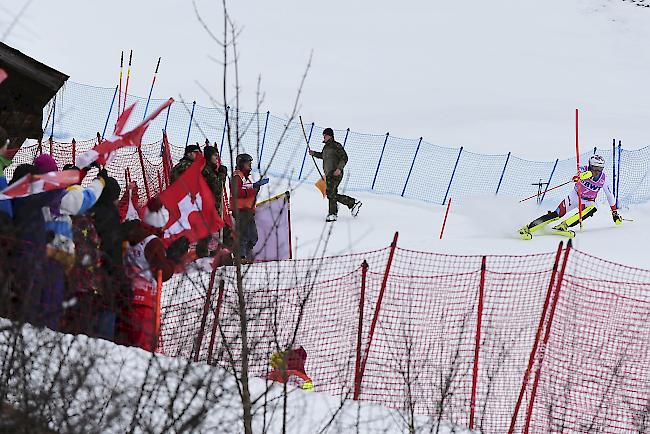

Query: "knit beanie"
left=143, top=197, right=169, bottom=228
left=34, top=154, right=59, bottom=174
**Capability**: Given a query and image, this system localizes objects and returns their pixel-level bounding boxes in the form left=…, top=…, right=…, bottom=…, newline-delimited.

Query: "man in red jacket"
left=231, top=154, right=268, bottom=262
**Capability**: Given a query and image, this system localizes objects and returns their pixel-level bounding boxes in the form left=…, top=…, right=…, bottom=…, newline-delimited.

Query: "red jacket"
left=232, top=169, right=256, bottom=212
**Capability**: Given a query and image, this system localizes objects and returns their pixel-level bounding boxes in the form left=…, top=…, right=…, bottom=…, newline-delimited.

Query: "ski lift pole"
left=143, top=57, right=161, bottom=120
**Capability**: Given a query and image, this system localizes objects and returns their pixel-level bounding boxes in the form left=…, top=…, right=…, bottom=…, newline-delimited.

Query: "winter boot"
left=325, top=214, right=338, bottom=222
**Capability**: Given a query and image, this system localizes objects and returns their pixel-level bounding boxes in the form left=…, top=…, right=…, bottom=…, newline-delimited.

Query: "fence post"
left=495, top=152, right=511, bottom=195
left=616, top=141, right=622, bottom=208
left=194, top=268, right=217, bottom=362
left=220, top=106, right=230, bottom=156
left=401, top=137, right=422, bottom=197
left=353, top=260, right=369, bottom=400
left=258, top=111, right=270, bottom=169
left=297, top=122, right=315, bottom=180
left=540, top=158, right=559, bottom=204
left=49, top=136, right=53, bottom=155
left=342, top=128, right=350, bottom=148
left=371, top=133, right=390, bottom=190
left=185, top=101, right=196, bottom=146
left=138, top=148, right=151, bottom=201
left=469, top=256, right=487, bottom=430
left=507, top=242, right=564, bottom=434
left=612, top=139, right=616, bottom=202
left=51, top=93, right=56, bottom=139
left=71, top=139, right=76, bottom=165
left=163, top=102, right=172, bottom=134
left=442, top=147, right=463, bottom=205
left=358, top=232, right=399, bottom=389
left=207, top=278, right=226, bottom=365
left=102, top=85, right=119, bottom=139
left=523, top=240, right=572, bottom=434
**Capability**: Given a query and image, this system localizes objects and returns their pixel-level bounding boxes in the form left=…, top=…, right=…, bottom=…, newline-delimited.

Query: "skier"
left=308, top=128, right=362, bottom=222
left=519, top=155, right=623, bottom=240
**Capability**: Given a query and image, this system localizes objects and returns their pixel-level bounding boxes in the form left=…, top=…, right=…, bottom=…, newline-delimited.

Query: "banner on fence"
left=253, top=191, right=292, bottom=261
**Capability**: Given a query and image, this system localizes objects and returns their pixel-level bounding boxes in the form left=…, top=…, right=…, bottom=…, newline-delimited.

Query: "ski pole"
left=299, top=116, right=324, bottom=179
left=519, top=180, right=573, bottom=203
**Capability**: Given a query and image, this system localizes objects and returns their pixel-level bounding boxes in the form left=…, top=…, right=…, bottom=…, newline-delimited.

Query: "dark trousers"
left=326, top=173, right=356, bottom=215
left=236, top=209, right=258, bottom=260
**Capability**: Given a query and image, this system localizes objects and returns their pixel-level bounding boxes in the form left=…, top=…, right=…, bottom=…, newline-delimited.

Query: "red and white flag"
left=0, top=68, right=8, bottom=84
left=159, top=154, right=224, bottom=244
left=0, top=170, right=80, bottom=200
left=76, top=98, right=173, bottom=168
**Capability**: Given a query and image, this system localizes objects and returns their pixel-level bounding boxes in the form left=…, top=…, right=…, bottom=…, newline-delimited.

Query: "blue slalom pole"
left=297, top=122, right=314, bottom=180
left=143, top=57, right=161, bottom=121
left=185, top=101, right=196, bottom=146
left=371, top=133, right=390, bottom=190
left=401, top=137, right=422, bottom=197
left=342, top=128, right=350, bottom=148
left=220, top=106, right=229, bottom=155
left=540, top=158, right=559, bottom=204
left=442, top=147, right=463, bottom=205
left=101, top=85, right=119, bottom=139
left=258, top=111, right=270, bottom=168
left=616, top=140, right=622, bottom=207
left=51, top=94, right=56, bottom=139
left=495, top=152, right=511, bottom=195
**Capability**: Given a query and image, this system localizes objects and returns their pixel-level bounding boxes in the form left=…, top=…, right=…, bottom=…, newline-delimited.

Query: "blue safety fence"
left=43, top=81, right=650, bottom=208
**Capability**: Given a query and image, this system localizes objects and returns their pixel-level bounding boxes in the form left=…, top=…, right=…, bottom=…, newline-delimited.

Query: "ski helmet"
left=236, top=153, right=253, bottom=169
left=588, top=154, right=605, bottom=169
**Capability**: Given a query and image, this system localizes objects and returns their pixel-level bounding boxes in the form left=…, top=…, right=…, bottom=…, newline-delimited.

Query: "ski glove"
left=612, top=210, right=622, bottom=225
left=253, top=178, right=269, bottom=189
left=572, top=171, right=592, bottom=182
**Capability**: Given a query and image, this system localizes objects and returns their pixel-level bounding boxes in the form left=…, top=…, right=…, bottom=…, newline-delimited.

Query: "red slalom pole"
left=117, top=51, right=124, bottom=121
left=440, top=197, right=452, bottom=239
left=575, top=109, right=584, bottom=231
left=122, top=50, right=133, bottom=116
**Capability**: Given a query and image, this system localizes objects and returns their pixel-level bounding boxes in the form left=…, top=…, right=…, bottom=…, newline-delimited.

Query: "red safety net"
left=156, top=241, right=650, bottom=434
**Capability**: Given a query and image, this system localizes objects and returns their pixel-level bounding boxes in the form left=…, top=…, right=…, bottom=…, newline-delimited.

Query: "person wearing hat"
left=232, top=153, right=268, bottom=261
left=197, top=145, right=229, bottom=257
left=170, top=144, right=201, bottom=183
left=309, top=128, right=361, bottom=222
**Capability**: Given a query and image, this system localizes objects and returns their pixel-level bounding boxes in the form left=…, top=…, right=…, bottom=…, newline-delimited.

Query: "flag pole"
left=122, top=50, right=133, bottom=116
left=143, top=57, right=161, bottom=120
left=117, top=51, right=124, bottom=119
left=575, top=109, right=584, bottom=231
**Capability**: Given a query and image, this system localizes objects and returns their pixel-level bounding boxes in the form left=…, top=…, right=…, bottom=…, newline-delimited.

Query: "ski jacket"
left=574, top=166, right=616, bottom=206
left=170, top=156, right=194, bottom=183
left=202, top=163, right=227, bottom=215
left=312, top=138, right=348, bottom=176
left=232, top=169, right=256, bottom=211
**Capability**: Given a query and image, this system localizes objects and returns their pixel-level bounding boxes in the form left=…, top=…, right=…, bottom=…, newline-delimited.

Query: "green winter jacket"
left=202, top=164, right=227, bottom=215
left=170, top=156, right=194, bottom=183
left=0, top=155, right=12, bottom=175
left=313, top=138, right=348, bottom=176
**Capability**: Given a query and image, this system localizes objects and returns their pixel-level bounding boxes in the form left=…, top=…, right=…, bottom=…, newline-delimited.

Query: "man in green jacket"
left=170, top=144, right=200, bottom=183
left=197, top=145, right=229, bottom=257
left=309, top=128, right=361, bottom=222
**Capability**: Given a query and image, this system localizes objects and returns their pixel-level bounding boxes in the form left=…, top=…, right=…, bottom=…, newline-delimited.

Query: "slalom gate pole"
left=507, top=242, right=564, bottom=434
left=194, top=267, right=216, bottom=362
left=439, top=197, right=452, bottom=239
left=298, top=116, right=322, bottom=179
left=540, top=158, right=559, bottom=204
left=612, top=139, right=616, bottom=203
left=371, top=132, right=390, bottom=190
left=469, top=256, right=487, bottom=430
left=207, top=279, right=225, bottom=365
left=71, top=139, right=76, bottom=165
left=154, top=270, right=163, bottom=352
left=143, top=57, right=161, bottom=120
left=122, top=50, right=133, bottom=116
left=401, top=137, right=422, bottom=197
left=575, top=109, right=584, bottom=231
left=523, top=240, right=572, bottom=434
left=185, top=101, right=196, bottom=146
left=117, top=51, right=123, bottom=118
left=353, top=260, right=369, bottom=400
left=519, top=179, right=573, bottom=203
left=138, top=147, right=151, bottom=201
left=495, top=152, right=511, bottom=195
left=102, top=85, right=119, bottom=139
left=616, top=140, right=622, bottom=208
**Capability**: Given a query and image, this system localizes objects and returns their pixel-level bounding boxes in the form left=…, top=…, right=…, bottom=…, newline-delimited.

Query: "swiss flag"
left=0, top=170, right=80, bottom=200
left=76, top=98, right=173, bottom=168
left=159, top=154, right=224, bottom=244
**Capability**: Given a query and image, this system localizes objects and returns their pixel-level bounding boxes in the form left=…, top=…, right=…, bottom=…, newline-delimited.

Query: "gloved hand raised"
left=572, top=171, right=592, bottom=182
left=612, top=210, right=623, bottom=225
left=253, top=178, right=269, bottom=189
